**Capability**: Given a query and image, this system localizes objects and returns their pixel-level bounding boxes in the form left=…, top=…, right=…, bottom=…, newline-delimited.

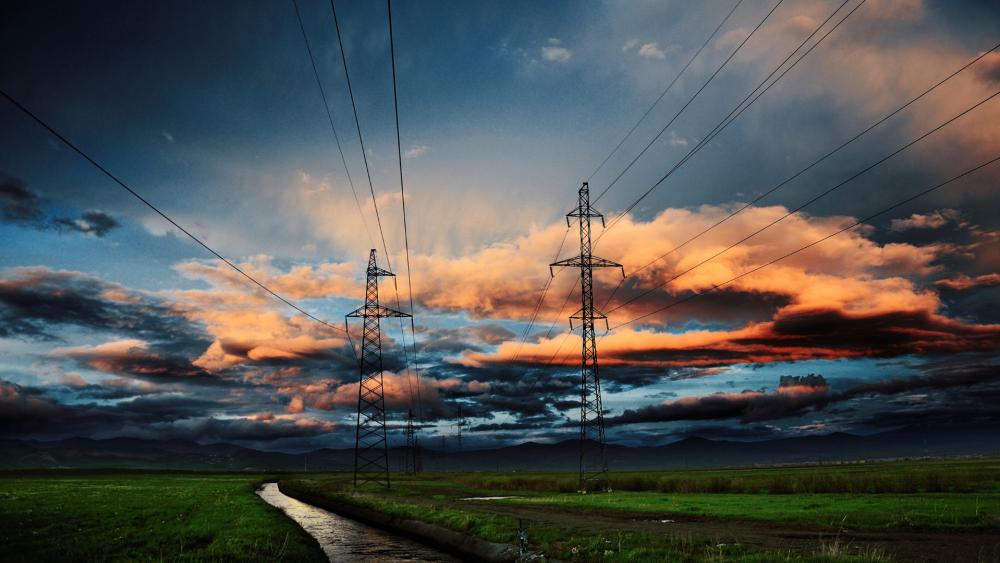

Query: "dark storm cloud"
left=0, top=379, right=216, bottom=437
left=53, top=210, right=120, bottom=237
left=608, top=361, right=1000, bottom=427
left=416, top=324, right=519, bottom=355
left=0, top=267, right=207, bottom=346
left=0, top=175, right=44, bottom=226
left=608, top=376, right=831, bottom=426
left=141, top=416, right=335, bottom=443
left=600, top=306, right=1000, bottom=369
left=0, top=379, right=333, bottom=443
left=57, top=344, right=220, bottom=385
left=609, top=283, right=792, bottom=327
left=0, top=176, right=120, bottom=236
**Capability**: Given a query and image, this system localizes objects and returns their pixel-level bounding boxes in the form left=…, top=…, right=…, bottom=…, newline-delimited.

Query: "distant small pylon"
left=402, top=408, right=421, bottom=474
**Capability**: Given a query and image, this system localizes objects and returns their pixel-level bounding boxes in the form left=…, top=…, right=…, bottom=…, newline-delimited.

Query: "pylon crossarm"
left=589, top=256, right=623, bottom=270
left=368, top=266, right=396, bottom=278
left=347, top=305, right=411, bottom=318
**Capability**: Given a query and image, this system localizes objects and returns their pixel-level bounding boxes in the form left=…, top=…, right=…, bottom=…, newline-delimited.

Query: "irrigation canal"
left=257, top=483, right=458, bottom=562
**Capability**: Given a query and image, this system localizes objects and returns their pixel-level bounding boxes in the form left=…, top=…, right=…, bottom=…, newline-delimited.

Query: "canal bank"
left=275, top=481, right=519, bottom=563
left=257, top=483, right=460, bottom=562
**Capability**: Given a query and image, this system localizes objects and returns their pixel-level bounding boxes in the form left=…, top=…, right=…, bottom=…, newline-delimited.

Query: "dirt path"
left=458, top=500, right=1000, bottom=562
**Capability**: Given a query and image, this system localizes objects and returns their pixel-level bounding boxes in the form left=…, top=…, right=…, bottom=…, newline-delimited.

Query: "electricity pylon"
left=402, top=408, right=420, bottom=474
left=456, top=403, right=465, bottom=454
left=550, top=182, right=624, bottom=492
left=346, top=249, right=410, bottom=488
left=456, top=403, right=466, bottom=470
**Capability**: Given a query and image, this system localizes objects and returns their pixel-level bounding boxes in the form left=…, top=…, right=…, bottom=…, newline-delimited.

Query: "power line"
left=513, top=1, right=749, bottom=355
left=607, top=89, right=999, bottom=316
left=611, top=154, right=1000, bottom=330
left=602, top=38, right=1000, bottom=309
left=329, top=0, right=417, bottom=414
left=291, top=0, right=376, bottom=249
left=330, top=0, right=394, bottom=269
left=594, top=0, right=868, bottom=307
left=591, top=0, right=786, bottom=206
left=386, top=0, right=425, bottom=422
left=0, top=87, right=355, bottom=348
left=587, top=0, right=745, bottom=183
left=597, top=0, right=865, bottom=240
left=510, top=227, right=571, bottom=362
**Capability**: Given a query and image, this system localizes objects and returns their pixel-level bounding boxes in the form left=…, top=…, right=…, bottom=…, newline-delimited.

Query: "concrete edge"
left=277, top=481, right=519, bottom=563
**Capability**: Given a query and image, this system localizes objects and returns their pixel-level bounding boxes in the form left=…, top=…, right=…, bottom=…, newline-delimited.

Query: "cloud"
left=541, top=38, right=571, bottom=63
left=53, top=210, right=120, bottom=237
left=890, top=209, right=960, bottom=231
left=976, top=52, right=1000, bottom=85
left=403, top=145, right=431, bottom=159
left=465, top=306, right=1000, bottom=372
left=935, top=273, right=1000, bottom=292
left=0, top=176, right=44, bottom=227
left=0, top=267, right=206, bottom=343
left=622, top=39, right=639, bottom=53
left=161, top=130, right=175, bottom=143
left=0, top=379, right=336, bottom=443
left=608, top=360, right=1000, bottom=427
left=53, top=338, right=218, bottom=383
left=0, top=176, right=119, bottom=236
left=638, top=42, right=667, bottom=60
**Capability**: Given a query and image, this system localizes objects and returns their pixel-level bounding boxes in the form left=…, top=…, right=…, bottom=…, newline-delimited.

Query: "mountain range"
left=3, top=424, right=998, bottom=472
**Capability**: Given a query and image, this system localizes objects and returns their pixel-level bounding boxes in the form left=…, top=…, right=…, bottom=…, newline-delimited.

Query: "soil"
left=456, top=499, right=1000, bottom=562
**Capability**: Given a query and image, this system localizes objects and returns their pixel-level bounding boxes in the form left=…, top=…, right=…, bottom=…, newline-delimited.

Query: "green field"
left=0, top=473, right=325, bottom=562
left=2, top=459, right=999, bottom=562
left=282, top=458, right=1000, bottom=562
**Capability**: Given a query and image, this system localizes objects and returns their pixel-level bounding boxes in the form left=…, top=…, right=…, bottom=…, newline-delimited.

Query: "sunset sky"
left=2, top=0, right=998, bottom=452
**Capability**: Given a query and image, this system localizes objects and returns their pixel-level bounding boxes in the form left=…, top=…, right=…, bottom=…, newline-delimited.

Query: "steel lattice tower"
left=402, top=408, right=420, bottom=474
left=346, top=249, right=410, bottom=488
left=550, top=182, right=624, bottom=492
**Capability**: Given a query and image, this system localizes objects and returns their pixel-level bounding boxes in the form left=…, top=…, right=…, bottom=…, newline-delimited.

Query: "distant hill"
left=2, top=424, right=998, bottom=472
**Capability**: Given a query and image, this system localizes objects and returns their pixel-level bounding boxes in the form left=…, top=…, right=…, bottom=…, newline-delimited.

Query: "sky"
left=1, top=0, right=998, bottom=452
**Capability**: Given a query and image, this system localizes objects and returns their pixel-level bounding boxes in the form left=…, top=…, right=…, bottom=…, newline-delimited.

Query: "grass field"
left=282, top=458, right=1000, bottom=562
left=0, top=473, right=326, bottom=562
left=2, top=459, right=998, bottom=562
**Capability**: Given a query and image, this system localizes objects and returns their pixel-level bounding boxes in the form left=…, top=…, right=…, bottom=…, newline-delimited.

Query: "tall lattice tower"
left=550, top=182, right=624, bottom=492
left=402, top=408, right=420, bottom=474
left=346, top=249, right=410, bottom=488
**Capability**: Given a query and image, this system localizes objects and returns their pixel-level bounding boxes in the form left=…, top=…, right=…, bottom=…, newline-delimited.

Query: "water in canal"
left=257, top=483, right=458, bottom=562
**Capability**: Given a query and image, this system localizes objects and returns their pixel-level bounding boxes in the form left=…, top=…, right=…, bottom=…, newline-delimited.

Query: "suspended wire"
left=330, top=0, right=394, bottom=269
left=591, top=0, right=786, bottom=206
left=512, top=1, right=750, bottom=355
left=597, top=0, right=865, bottom=241
left=596, top=0, right=864, bottom=308
left=329, top=0, right=417, bottom=412
left=611, top=154, right=1000, bottom=330
left=515, top=151, right=1000, bottom=406
left=0, top=88, right=359, bottom=364
left=600, top=38, right=1000, bottom=311
left=587, top=0, right=745, bottom=183
left=291, top=0, right=376, bottom=249
left=606, top=89, right=1000, bottom=315
left=510, top=227, right=571, bottom=363
left=386, top=0, right=425, bottom=422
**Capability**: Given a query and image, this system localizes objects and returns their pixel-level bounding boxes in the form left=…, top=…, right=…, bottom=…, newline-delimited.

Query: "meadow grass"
left=0, top=473, right=325, bottom=562
left=282, top=458, right=999, bottom=561
left=451, top=457, right=1000, bottom=495
left=499, top=490, right=1000, bottom=529
left=282, top=478, right=891, bottom=562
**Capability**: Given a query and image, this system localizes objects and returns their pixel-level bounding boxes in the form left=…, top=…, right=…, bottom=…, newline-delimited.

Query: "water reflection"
left=257, top=483, right=458, bottom=563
